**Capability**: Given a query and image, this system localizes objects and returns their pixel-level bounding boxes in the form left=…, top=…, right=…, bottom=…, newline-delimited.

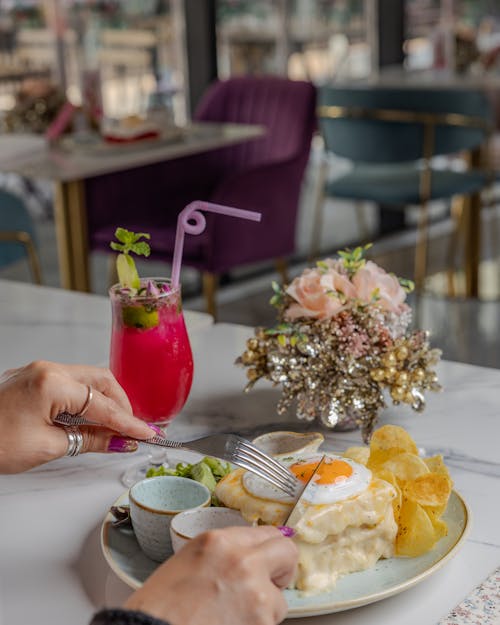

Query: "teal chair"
left=312, top=86, right=494, bottom=292
left=0, top=189, right=42, bottom=283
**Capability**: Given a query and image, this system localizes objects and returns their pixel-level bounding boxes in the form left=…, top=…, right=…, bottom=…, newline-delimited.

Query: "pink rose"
left=352, top=261, right=407, bottom=312
left=285, top=267, right=355, bottom=320
left=320, top=269, right=357, bottom=301
left=317, top=257, right=346, bottom=273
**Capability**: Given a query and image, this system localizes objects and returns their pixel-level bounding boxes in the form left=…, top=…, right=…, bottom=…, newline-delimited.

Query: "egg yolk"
left=290, top=458, right=353, bottom=484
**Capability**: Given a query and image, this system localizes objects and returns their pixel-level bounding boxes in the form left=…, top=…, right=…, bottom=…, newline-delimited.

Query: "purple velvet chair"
left=86, top=76, right=316, bottom=316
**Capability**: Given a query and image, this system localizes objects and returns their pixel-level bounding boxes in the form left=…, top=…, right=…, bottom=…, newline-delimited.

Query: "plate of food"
left=59, top=119, right=185, bottom=155
left=100, top=426, right=469, bottom=618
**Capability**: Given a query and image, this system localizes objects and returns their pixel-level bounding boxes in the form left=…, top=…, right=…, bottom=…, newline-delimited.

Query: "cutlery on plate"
left=54, top=412, right=300, bottom=497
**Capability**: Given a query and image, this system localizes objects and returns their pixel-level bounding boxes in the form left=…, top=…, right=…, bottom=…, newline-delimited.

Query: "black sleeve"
left=89, top=608, right=171, bottom=625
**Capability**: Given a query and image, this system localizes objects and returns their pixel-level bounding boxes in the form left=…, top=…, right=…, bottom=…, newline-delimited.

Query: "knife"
left=283, top=455, right=327, bottom=529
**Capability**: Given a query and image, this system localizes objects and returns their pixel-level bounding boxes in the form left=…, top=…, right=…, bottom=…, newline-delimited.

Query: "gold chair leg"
left=0, top=230, right=42, bottom=285
left=463, top=192, right=482, bottom=298
left=274, top=257, right=289, bottom=285
left=202, top=272, right=218, bottom=320
left=414, top=201, right=429, bottom=294
left=446, top=195, right=465, bottom=298
left=308, top=158, right=328, bottom=262
left=489, top=199, right=500, bottom=297
left=24, top=236, right=43, bottom=285
left=462, top=147, right=482, bottom=298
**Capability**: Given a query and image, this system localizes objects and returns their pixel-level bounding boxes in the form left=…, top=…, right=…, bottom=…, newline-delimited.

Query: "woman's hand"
left=0, top=360, right=155, bottom=473
left=124, top=525, right=298, bottom=625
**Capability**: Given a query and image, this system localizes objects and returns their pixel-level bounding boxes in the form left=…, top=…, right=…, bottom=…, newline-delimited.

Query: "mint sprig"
left=110, top=227, right=151, bottom=255
left=110, top=228, right=151, bottom=289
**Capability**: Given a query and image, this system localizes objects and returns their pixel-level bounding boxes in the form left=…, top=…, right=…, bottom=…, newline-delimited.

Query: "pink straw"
left=171, top=201, right=262, bottom=288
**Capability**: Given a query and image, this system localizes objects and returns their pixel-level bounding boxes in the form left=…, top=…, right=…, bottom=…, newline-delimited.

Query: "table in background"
left=337, top=66, right=500, bottom=299
left=0, top=281, right=498, bottom=625
left=357, top=66, right=500, bottom=91
left=0, top=122, right=263, bottom=292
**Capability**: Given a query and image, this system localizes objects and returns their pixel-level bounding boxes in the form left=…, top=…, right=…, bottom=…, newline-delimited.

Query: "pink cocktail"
left=109, top=279, right=193, bottom=425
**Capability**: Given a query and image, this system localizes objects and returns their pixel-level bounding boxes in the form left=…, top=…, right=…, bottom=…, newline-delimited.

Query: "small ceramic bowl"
left=129, top=476, right=211, bottom=562
left=170, top=507, right=251, bottom=553
left=252, top=431, right=324, bottom=458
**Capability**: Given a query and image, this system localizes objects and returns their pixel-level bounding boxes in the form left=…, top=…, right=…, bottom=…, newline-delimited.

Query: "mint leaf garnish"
left=110, top=229, right=151, bottom=257
left=114, top=227, right=151, bottom=248
left=110, top=228, right=151, bottom=289
left=131, top=241, right=151, bottom=257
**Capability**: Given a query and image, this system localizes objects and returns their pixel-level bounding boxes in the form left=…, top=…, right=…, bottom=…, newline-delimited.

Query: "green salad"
left=146, top=456, right=232, bottom=505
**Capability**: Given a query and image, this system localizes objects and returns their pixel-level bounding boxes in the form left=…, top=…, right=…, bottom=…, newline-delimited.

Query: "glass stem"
left=148, top=424, right=168, bottom=467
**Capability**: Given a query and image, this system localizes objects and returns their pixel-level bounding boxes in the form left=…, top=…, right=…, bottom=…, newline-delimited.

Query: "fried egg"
left=242, top=453, right=372, bottom=505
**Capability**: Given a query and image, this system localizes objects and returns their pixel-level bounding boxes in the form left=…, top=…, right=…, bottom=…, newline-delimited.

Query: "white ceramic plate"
left=59, top=126, right=185, bottom=155
left=100, top=489, right=469, bottom=618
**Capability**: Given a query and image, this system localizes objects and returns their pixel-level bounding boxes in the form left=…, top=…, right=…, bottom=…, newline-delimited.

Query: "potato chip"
left=343, top=446, right=369, bottom=466
left=403, top=473, right=452, bottom=508
left=429, top=517, right=448, bottom=540
left=424, top=455, right=453, bottom=483
left=381, top=452, right=430, bottom=482
left=368, top=425, right=419, bottom=468
left=424, top=503, right=447, bottom=521
left=360, top=424, right=453, bottom=559
left=375, top=469, right=402, bottom=523
left=395, top=498, right=437, bottom=557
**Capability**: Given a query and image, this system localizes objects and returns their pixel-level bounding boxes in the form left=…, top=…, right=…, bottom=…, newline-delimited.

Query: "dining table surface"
left=0, top=123, right=264, bottom=183
left=0, top=280, right=498, bottom=625
left=346, top=65, right=500, bottom=91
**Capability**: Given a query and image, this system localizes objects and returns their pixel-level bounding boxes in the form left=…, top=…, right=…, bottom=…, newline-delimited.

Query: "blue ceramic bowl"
left=129, top=476, right=211, bottom=562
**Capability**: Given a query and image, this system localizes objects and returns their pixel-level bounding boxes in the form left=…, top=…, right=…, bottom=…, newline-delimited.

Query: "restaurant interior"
left=0, top=0, right=499, bottom=367
left=0, top=3, right=499, bottom=625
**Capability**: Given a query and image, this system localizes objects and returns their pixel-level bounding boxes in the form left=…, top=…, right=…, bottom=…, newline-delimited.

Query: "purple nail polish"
left=108, top=436, right=138, bottom=453
left=278, top=526, right=296, bottom=538
left=147, top=423, right=165, bottom=437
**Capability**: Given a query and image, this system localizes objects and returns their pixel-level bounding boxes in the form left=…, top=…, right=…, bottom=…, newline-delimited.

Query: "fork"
left=54, top=412, right=300, bottom=497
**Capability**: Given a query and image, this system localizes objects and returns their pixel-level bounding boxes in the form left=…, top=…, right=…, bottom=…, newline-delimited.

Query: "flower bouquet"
left=236, top=246, right=442, bottom=442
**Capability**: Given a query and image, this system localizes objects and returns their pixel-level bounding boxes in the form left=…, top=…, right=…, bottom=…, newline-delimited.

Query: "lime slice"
left=117, top=253, right=140, bottom=289
left=122, top=305, right=159, bottom=329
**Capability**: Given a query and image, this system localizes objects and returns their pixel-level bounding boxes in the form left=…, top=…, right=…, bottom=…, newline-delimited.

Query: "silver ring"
left=65, top=426, right=84, bottom=457
left=78, top=385, right=93, bottom=417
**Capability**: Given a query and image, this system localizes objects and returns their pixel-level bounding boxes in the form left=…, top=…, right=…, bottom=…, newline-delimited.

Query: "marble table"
left=0, top=281, right=498, bottom=625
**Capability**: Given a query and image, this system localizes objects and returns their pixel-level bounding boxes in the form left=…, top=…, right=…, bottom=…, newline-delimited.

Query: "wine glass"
left=109, top=278, right=194, bottom=487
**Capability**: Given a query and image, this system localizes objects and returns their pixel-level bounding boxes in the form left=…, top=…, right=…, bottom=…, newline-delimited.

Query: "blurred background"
left=0, top=0, right=499, bottom=367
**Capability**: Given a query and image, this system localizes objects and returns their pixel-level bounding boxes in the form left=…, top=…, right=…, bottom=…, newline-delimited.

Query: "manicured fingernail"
left=147, top=423, right=165, bottom=437
left=278, top=526, right=296, bottom=537
left=108, top=436, right=138, bottom=453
